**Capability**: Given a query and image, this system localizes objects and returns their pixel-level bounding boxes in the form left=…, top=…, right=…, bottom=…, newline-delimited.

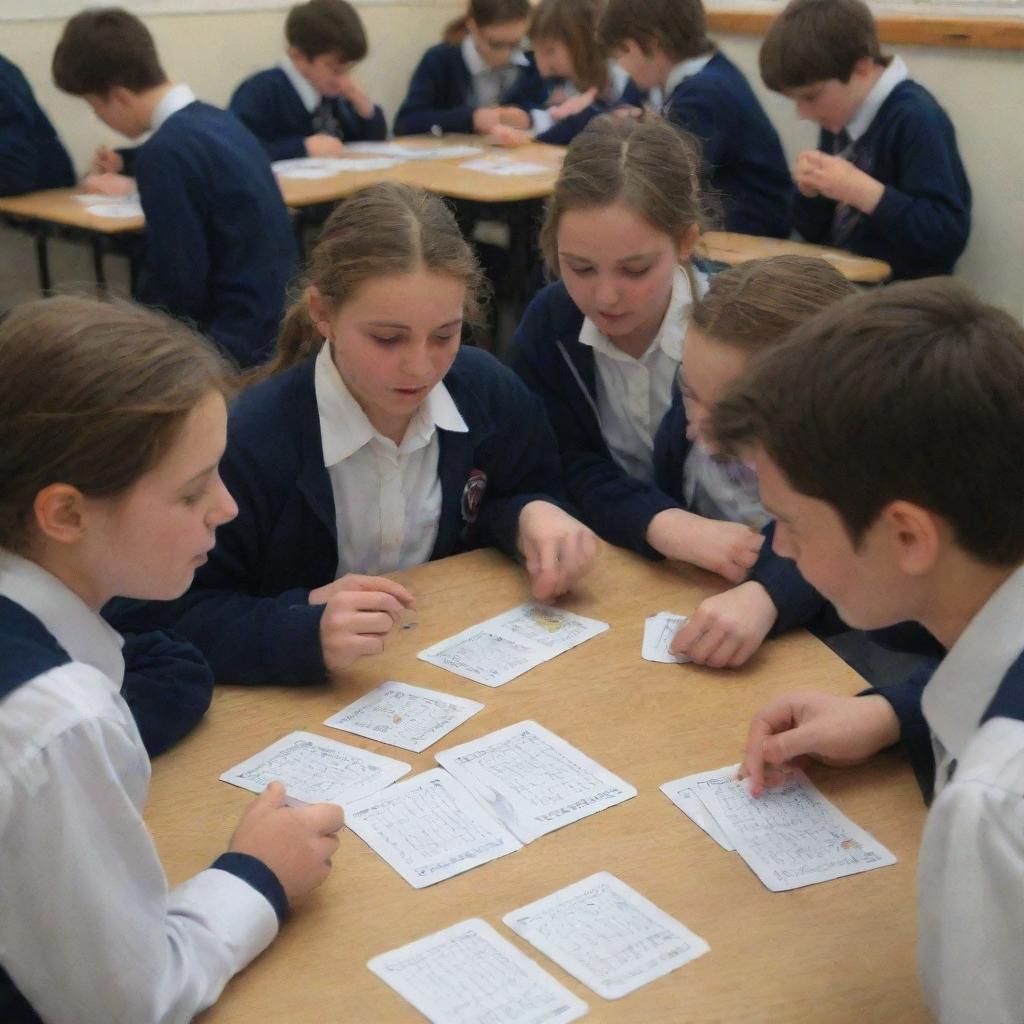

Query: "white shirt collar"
left=578, top=265, right=696, bottom=364
left=150, top=83, right=197, bottom=132
left=314, top=344, right=467, bottom=466
left=922, top=564, right=1024, bottom=760
left=665, top=53, right=715, bottom=99
left=608, top=61, right=630, bottom=102
left=0, top=549, right=125, bottom=685
left=461, top=34, right=529, bottom=78
left=845, top=56, right=908, bottom=142
left=279, top=55, right=320, bottom=113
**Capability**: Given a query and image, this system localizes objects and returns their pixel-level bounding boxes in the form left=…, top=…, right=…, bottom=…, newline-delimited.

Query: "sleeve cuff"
left=211, top=852, right=289, bottom=924
left=530, top=108, right=555, bottom=134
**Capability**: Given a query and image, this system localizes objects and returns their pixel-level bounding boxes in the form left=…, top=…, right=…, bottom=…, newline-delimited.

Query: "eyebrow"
left=180, top=462, right=219, bottom=488
left=559, top=251, right=660, bottom=265
left=363, top=318, right=464, bottom=330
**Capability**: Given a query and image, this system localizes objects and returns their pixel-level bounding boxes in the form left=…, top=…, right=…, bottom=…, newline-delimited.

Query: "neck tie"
left=312, top=97, right=342, bottom=139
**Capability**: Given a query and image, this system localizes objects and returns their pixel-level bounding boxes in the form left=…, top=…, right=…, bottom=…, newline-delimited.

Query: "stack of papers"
left=272, top=156, right=403, bottom=178
left=72, top=192, right=144, bottom=219
left=641, top=611, right=691, bottom=664
left=460, top=156, right=554, bottom=176
left=346, top=141, right=483, bottom=161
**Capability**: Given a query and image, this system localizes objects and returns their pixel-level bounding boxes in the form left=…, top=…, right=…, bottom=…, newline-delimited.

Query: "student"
left=0, top=295, right=342, bottom=1023
left=52, top=8, right=298, bottom=368
left=0, top=53, right=75, bottom=196
left=230, top=0, right=386, bottom=163
left=760, top=0, right=971, bottom=279
left=509, top=115, right=764, bottom=584
left=489, top=0, right=645, bottom=148
left=597, top=0, right=791, bottom=238
left=394, top=0, right=547, bottom=137
left=109, top=182, right=598, bottom=687
left=709, top=279, right=1024, bottom=1022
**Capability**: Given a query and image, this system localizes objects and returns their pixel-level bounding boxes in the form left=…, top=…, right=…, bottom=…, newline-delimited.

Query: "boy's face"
left=614, top=40, right=673, bottom=92
left=291, top=49, right=356, bottom=97
left=467, top=18, right=528, bottom=70
left=84, top=89, right=148, bottom=139
left=783, top=59, right=880, bottom=134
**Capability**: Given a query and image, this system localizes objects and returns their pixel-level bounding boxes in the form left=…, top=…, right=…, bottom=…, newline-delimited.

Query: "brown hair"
left=530, top=0, right=610, bottom=95
left=0, top=296, right=232, bottom=554
left=444, top=0, right=531, bottom=42
left=52, top=7, right=166, bottom=97
left=708, top=278, right=1024, bottom=565
left=265, top=182, right=487, bottom=378
left=760, top=0, right=883, bottom=92
left=693, top=255, right=855, bottom=353
left=598, top=0, right=713, bottom=62
left=540, top=113, right=708, bottom=274
left=286, top=0, right=367, bottom=61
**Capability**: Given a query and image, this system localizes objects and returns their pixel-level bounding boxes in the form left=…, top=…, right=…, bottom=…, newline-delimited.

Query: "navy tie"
left=311, top=97, right=342, bottom=139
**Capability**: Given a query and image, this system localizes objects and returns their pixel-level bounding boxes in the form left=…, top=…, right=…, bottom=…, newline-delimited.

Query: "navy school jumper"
left=665, top=52, right=791, bottom=239
left=131, top=101, right=298, bottom=368
left=793, top=80, right=970, bottom=280
left=105, top=346, right=569, bottom=687
left=394, top=43, right=548, bottom=136
left=0, top=54, right=75, bottom=196
left=533, top=78, right=646, bottom=147
left=229, top=67, right=387, bottom=162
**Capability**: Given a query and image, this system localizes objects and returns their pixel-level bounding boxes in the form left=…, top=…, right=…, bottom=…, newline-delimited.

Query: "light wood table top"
left=0, top=187, right=145, bottom=234
left=699, top=230, right=892, bottom=284
left=146, top=545, right=928, bottom=1023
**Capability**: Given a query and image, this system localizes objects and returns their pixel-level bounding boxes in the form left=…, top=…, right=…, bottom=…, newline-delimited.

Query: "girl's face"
left=311, top=270, right=466, bottom=444
left=467, top=17, right=528, bottom=70
left=533, top=38, right=575, bottom=81
left=557, top=201, right=695, bottom=355
left=679, top=327, right=750, bottom=447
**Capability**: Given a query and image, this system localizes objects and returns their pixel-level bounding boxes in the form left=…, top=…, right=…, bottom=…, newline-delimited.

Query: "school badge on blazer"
left=461, top=469, right=487, bottom=523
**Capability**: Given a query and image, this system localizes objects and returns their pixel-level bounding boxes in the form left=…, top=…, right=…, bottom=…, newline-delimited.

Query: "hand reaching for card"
left=518, top=500, right=599, bottom=602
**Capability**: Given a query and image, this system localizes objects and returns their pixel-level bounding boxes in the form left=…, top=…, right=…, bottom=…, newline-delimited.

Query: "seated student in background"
left=711, top=280, right=1024, bottom=1024
left=0, top=53, right=75, bottom=196
left=52, top=8, right=298, bottom=369
left=108, top=183, right=598, bottom=687
left=0, top=295, right=342, bottom=1024
left=394, top=0, right=547, bottom=136
left=597, top=0, right=791, bottom=238
left=230, top=0, right=386, bottom=163
left=489, top=0, right=644, bottom=148
left=760, top=0, right=970, bottom=279
left=509, top=115, right=765, bottom=584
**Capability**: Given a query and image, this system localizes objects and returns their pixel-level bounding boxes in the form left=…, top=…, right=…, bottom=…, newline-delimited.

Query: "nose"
left=771, top=523, right=793, bottom=559
left=594, top=274, right=620, bottom=309
left=209, top=473, right=239, bottom=528
left=400, top=339, right=434, bottom=379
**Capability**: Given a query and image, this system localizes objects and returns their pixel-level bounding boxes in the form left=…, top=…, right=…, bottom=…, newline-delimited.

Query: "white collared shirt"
left=462, top=34, right=529, bottom=108
left=844, top=56, right=908, bottom=142
left=664, top=53, right=715, bottom=102
left=278, top=55, right=320, bottom=113
left=915, top=563, right=1024, bottom=1023
left=151, top=82, right=197, bottom=132
left=315, top=344, right=468, bottom=577
left=0, top=550, right=278, bottom=1021
left=579, top=266, right=706, bottom=482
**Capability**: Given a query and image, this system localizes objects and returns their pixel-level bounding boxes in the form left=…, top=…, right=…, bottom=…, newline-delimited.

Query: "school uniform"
left=0, top=54, right=75, bottom=196
left=871, top=564, right=1024, bottom=1023
left=394, top=38, right=547, bottom=136
left=530, top=64, right=645, bottom=147
left=663, top=52, right=791, bottom=238
left=106, top=345, right=568, bottom=687
left=131, top=85, right=298, bottom=368
left=229, top=58, right=387, bottom=163
left=0, top=551, right=285, bottom=1024
left=794, top=57, right=971, bottom=280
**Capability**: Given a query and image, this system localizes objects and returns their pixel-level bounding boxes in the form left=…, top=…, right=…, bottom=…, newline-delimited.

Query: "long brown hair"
left=264, top=182, right=487, bottom=379
left=530, top=0, right=610, bottom=95
left=0, top=296, right=231, bottom=553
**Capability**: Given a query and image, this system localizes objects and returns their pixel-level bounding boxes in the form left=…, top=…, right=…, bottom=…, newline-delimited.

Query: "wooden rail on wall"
left=706, top=10, right=1024, bottom=50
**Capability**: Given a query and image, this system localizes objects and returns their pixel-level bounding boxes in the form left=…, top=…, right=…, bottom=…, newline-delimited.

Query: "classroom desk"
left=145, top=545, right=930, bottom=1023
left=699, top=230, right=893, bottom=285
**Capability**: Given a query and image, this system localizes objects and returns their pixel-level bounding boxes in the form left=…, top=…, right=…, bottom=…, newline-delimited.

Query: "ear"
left=287, top=45, right=307, bottom=69
left=306, top=286, right=332, bottom=339
left=465, top=17, right=479, bottom=34
left=106, top=85, right=134, bottom=110
left=32, top=484, right=89, bottom=546
left=880, top=500, right=942, bottom=576
left=850, top=56, right=877, bottom=81
left=676, top=223, right=701, bottom=262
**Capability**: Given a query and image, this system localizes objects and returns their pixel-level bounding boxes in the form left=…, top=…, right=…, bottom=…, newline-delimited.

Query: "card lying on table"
left=660, top=765, right=739, bottom=852
left=642, top=611, right=691, bottom=664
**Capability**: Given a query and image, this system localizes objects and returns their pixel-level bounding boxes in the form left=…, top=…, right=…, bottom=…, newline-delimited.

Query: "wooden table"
left=145, top=545, right=929, bottom=1023
left=699, top=230, right=892, bottom=284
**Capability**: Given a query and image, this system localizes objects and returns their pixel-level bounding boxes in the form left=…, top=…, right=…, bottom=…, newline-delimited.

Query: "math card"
left=435, top=720, right=636, bottom=844
left=346, top=141, right=483, bottom=160
left=642, top=612, right=692, bottom=664
left=460, top=156, right=553, bottom=175
left=271, top=156, right=403, bottom=178
left=343, top=768, right=522, bottom=889
left=660, top=765, right=739, bottom=852
left=504, top=872, right=709, bottom=1000
left=219, top=730, right=410, bottom=807
left=324, top=681, right=484, bottom=753
left=368, top=918, right=588, bottom=1024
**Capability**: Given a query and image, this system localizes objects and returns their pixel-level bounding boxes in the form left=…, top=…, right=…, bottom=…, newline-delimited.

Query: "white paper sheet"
left=435, top=720, right=636, bottom=844
left=368, top=918, right=588, bottom=1024
left=694, top=769, right=897, bottom=891
left=346, top=141, right=483, bottom=161
left=219, top=730, right=410, bottom=806
left=460, top=157, right=553, bottom=176
left=504, top=872, right=709, bottom=1000
left=642, top=611, right=691, bottom=664
left=323, top=681, right=484, bottom=753
left=418, top=604, right=609, bottom=686
left=660, top=765, right=739, bottom=851
left=344, top=767, right=522, bottom=888
left=271, top=156, right=403, bottom=178
left=73, top=193, right=144, bottom=219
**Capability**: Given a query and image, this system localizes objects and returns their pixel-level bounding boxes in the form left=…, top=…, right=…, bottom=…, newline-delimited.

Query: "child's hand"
left=646, top=508, right=764, bottom=583
left=336, top=75, right=375, bottom=120
left=82, top=172, right=136, bottom=197
left=229, top=781, right=344, bottom=906
left=309, top=574, right=415, bottom=677
left=472, top=107, right=505, bottom=133
left=305, top=134, right=345, bottom=157
left=794, top=150, right=885, bottom=213
left=671, top=580, right=778, bottom=668
left=90, top=145, right=123, bottom=175
left=496, top=106, right=531, bottom=129
left=517, top=500, right=599, bottom=602
left=487, top=124, right=532, bottom=148
left=548, top=87, right=597, bottom=122
left=741, top=691, right=901, bottom=796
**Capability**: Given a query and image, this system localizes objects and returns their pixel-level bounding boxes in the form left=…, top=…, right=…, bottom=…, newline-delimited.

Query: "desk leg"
left=35, top=231, right=52, bottom=296
left=91, top=237, right=108, bottom=295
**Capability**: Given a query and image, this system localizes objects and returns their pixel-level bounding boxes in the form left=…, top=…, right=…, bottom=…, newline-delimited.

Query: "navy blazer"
left=534, top=78, right=646, bottom=146
left=395, top=43, right=548, bottom=136
left=229, top=67, right=387, bottom=162
left=106, top=346, right=568, bottom=686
